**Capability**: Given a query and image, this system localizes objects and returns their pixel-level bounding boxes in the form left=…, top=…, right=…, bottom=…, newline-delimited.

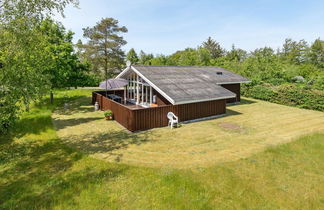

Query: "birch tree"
left=0, top=0, right=78, bottom=133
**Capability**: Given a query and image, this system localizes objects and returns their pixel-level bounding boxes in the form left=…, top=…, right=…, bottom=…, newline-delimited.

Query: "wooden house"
left=92, top=65, right=250, bottom=131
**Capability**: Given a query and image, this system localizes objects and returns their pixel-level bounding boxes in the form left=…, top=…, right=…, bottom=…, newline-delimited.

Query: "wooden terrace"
left=92, top=90, right=226, bottom=132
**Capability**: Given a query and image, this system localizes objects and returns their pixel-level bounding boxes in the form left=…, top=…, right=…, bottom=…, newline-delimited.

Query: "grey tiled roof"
left=133, top=65, right=250, bottom=84
left=129, top=65, right=250, bottom=105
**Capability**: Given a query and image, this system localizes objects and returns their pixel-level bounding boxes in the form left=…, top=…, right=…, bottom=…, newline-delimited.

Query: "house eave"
left=116, top=65, right=247, bottom=106
left=173, top=95, right=236, bottom=105
left=117, top=65, right=176, bottom=105
left=216, top=81, right=251, bottom=85
left=116, top=66, right=131, bottom=78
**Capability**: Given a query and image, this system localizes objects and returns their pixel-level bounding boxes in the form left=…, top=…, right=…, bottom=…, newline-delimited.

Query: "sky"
left=55, top=0, right=324, bottom=55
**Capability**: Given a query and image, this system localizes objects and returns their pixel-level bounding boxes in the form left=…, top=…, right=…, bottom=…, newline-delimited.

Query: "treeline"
left=0, top=0, right=130, bottom=134
left=1, top=3, right=323, bottom=134
left=0, top=0, right=97, bottom=134
left=126, top=37, right=324, bottom=111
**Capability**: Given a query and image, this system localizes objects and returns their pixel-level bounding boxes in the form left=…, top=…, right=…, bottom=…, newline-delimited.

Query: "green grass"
left=53, top=92, right=324, bottom=168
left=0, top=89, right=323, bottom=209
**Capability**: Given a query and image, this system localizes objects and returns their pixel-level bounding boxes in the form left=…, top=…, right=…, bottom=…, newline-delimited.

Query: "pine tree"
left=82, top=18, right=128, bottom=78
left=202, top=37, right=224, bottom=59
left=126, top=48, right=139, bottom=64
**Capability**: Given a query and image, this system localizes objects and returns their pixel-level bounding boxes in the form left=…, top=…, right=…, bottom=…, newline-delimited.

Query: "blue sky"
left=55, top=0, right=324, bottom=55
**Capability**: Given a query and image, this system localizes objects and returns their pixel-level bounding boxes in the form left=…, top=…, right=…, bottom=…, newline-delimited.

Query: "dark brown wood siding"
left=131, top=99, right=226, bottom=131
left=152, top=89, right=171, bottom=106
left=221, top=83, right=240, bottom=103
left=92, top=91, right=134, bottom=129
left=93, top=91, right=226, bottom=132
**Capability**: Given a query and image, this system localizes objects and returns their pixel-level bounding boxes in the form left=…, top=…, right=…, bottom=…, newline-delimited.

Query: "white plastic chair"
left=167, top=112, right=178, bottom=129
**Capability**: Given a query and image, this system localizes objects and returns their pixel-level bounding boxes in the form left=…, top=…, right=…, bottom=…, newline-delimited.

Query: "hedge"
left=242, top=84, right=324, bottom=112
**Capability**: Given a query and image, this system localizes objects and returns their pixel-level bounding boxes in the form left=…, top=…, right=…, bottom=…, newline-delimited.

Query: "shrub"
left=267, top=77, right=287, bottom=85
left=275, top=85, right=324, bottom=111
left=104, top=110, right=113, bottom=117
left=241, top=84, right=276, bottom=102
left=242, top=83, right=324, bottom=112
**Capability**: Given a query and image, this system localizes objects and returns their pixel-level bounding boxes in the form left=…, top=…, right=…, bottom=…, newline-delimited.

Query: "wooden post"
left=124, top=86, right=127, bottom=104
left=131, top=74, right=133, bottom=99
left=127, top=78, right=130, bottom=99
left=145, top=86, right=148, bottom=104
left=133, top=74, right=137, bottom=100
left=150, top=86, right=152, bottom=104
left=136, top=74, right=139, bottom=104
left=141, top=83, right=144, bottom=104
left=133, top=73, right=135, bottom=100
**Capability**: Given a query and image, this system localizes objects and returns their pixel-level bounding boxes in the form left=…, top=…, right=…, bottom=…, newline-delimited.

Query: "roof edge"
left=116, top=65, right=176, bottom=104
left=130, top=66, right=176, bottom=105
left=116, top=66, right=130, bottom=79
left=173, top=95, right=236, bottom=105
left=217, top=81, right=251, bottom=85
left=117, top=65, right=246, bottom=105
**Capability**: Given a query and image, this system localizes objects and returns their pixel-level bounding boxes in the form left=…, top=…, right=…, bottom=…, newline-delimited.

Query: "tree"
left=138, top=50, right=154, bottom=65
left=281, top=38, right=309, bottom=64
left=82, top=18, right=128, bottom=79
left=197, top=47, right=212, bottom=66
left=0, top=0, right=78, bottom=134
left=0, top=0, right=78, bottom=24
left=226, top=45, right=247, bottom=62
left=150, top=54, right=168, bottom=65
left=39, top=18, right=93, bottom=89
left=202, top=37, right=224, bottom=59
left=308, top=38, right=324, bottom=67
left=126, top=48, right=139, bottom=64
left=178, top=48, right=199, bottom=66
left=245, top=47, right=283, bottom=82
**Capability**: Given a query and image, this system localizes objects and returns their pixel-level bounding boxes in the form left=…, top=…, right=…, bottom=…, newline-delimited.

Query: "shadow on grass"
left=0, top=91, right=127, bottom=209
left=61, top=130, right=152, bottom=162
left=52, top=93, right=154, bottom=162
left=223, top=98, right=255, bottom=117
left=227, top=98, right=257, bottom=107
left=53, top=117, right=103, bottom=130
left=239, top=98, right=257, bottom=105
left=3, top=114, right=54, bottom=141
left=52, top=95, right=95, bottom=116
left=225, top=109, right=242, bottom=116
left=0, top=138, right=125, bottom=209
left=1, top=95, right=90, bottom=141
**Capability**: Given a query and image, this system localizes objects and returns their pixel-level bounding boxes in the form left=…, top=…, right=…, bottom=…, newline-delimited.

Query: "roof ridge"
left=133, top=65, right=224, bottom=68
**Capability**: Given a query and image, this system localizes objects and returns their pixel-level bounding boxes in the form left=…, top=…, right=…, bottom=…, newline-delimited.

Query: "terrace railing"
left=92, top=91, right=226, bottom=132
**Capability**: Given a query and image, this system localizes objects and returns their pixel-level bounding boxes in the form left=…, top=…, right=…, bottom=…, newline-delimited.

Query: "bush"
left=104, top=110, right=113, bottom=117
left=275, top=85, right=324, bottom=111
left=267, top=77, right=287, bottom=85
left=242, top=84, right=276, bottom=102
left=242, top=84, right=324, bottom=112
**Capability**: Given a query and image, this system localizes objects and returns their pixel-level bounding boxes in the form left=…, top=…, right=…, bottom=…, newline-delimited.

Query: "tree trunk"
left=50, top=91, right=54, bottom=104
left=104, top=28, right=109, bottom=97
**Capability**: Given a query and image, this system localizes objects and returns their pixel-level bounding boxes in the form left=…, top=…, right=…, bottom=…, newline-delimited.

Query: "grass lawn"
left=53, top=91, right=324, bottom=168
left=0, top=89, right=323, bottom=209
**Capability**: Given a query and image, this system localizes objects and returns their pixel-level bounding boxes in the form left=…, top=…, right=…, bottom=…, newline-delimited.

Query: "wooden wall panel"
left=152, top=89, right=171, bottom=106
left=221, top=84, right=240, bottom=103
left=93, top=91, right=226, bottom=132
left=130, top=99, right=226, bottom=131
